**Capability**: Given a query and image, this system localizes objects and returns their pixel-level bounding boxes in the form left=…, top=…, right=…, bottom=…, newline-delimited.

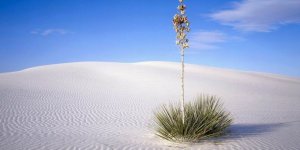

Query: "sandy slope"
left=0, top=61, right=300, bottom=150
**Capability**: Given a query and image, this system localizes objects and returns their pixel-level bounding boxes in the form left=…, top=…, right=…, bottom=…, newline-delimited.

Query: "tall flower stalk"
left=173, top=0, right=190, bottom=124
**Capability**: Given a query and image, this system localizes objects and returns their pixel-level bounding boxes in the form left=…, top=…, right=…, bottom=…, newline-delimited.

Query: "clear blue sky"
left=1, top=0, right=300, bottom=77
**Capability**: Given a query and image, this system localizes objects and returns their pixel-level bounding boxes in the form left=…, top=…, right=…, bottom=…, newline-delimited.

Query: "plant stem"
left=180, top=46, right=185, bottom=124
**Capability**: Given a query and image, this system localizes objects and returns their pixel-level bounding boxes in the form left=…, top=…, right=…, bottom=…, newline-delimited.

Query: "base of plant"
left=154, top=94, right=233, bottom=142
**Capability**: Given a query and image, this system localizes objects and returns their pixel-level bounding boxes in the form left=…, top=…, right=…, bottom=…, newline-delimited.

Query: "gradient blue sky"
left=1, top=0, right=300, bottom=76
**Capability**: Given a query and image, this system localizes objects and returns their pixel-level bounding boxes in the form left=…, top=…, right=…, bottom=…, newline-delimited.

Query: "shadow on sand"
left=188, top=122, right=288, bottom=147
left=224, top=120, right=300, bottom=140
left=224, top=123, right=285, bottom=139
left=206, top=120, right=300, bottom=145
left=168, top=123, right=287, bottom=149
left=167, top=121, right=300, bottom=148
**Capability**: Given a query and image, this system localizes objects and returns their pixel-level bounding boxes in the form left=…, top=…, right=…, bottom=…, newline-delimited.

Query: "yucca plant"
left=154, top=95, right=233, bottom=142
left=173, top=0, right=190, bottom=124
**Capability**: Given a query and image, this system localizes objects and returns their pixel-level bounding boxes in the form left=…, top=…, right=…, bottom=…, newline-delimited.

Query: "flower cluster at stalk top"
left=173, top=0, right=190, bottom=49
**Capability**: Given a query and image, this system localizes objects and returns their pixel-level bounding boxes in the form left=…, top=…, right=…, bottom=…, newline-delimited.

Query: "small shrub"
left=154, top=95, right=233, bottom=142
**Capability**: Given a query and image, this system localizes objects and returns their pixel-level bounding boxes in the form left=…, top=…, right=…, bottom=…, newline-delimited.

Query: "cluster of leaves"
left=154, top=95, right=233, bottom=142
left=173, top=0, right=190, bottom=49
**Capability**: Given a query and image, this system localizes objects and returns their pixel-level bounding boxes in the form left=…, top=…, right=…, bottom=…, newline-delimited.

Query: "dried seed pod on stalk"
left=173, top=0, right=190, bottom=49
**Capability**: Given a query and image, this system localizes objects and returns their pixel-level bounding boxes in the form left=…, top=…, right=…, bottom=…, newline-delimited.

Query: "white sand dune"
left=0, top=61, right=300, bottom=150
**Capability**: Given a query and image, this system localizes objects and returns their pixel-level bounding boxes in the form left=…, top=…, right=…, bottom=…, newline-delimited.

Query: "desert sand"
left=0, top=61, right=300, bottom=150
